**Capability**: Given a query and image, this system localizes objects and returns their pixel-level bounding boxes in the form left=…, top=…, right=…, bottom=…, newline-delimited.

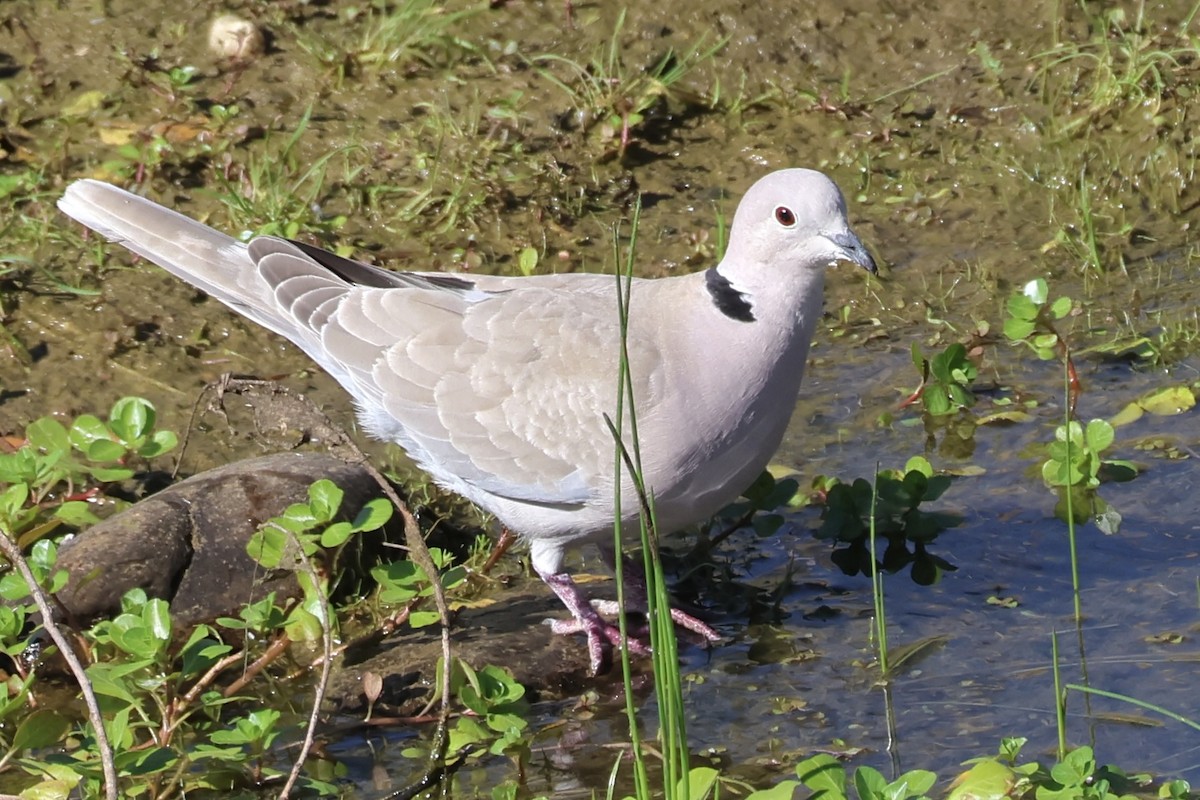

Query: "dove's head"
left=719, top=169, right=875, bottom=293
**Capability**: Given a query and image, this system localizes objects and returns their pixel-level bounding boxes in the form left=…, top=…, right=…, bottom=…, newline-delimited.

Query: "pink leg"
left=597, top=545, right=723, bottom=642
left=587, top=598, right=722, bottom=642
left=542, top=571, right=651, bottom=675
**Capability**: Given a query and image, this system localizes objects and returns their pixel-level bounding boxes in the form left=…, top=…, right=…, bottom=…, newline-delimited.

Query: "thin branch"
left=222, top=633, right=290, bottom=699
left=200, top=376, right=456, bottom=796
left=278, top=524, right=333, bottom=799
left=0, top=534, right=118, bottom=799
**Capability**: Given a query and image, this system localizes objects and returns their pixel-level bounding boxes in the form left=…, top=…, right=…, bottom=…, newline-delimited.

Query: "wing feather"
left=246, top=240, right=638, bottom=505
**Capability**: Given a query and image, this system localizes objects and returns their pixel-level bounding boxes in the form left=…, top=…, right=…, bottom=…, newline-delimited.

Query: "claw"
left=669, top=607, right=722, bottom=642
left=588, top=599, right=720, bottom=641
left=547, top=613, right=652, bottom=675
left=540, top=571, right=720, bottom=675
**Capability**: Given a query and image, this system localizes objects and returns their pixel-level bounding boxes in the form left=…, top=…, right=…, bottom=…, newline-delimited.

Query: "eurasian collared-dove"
left=58, top=169, right=875, bottom=674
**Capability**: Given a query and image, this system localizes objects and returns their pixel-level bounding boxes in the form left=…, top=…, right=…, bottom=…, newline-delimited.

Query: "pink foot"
left=587, top=599, right=722, bottom=642
left=541, top=572, right=722, bottom=675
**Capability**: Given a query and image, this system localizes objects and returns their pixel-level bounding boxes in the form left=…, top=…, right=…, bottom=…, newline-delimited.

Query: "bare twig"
left=180, top=649, right=246, bottom=705
left=277, top=523, right=334, bottom=800
left=479, top=527, right=517, bottom=576
left=0, top=534, right=118, bottom=799
left=200, top=377, right=457, bottom=796
left=222, top=633, right=290, bottom=698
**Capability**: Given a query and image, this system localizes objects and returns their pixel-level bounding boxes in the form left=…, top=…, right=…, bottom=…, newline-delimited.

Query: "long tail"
left=57, top=180, right=299, bottom=343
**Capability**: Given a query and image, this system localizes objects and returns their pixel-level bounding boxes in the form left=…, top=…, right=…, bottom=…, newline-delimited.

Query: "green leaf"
left=1003, top=317, right=1036, bottom=342
left=1139, top=385, right=1195, bottom=415
left=1084, top=419, right=1114, bottom=454
left=29, top=540, right=59, bottom=572
left=448, top=715, right=490, bottom=751
left=278, top=501, right=321, bottom=531
left=307, top=479, right=343, bottom=521
left=1032, top=333, right=1059, bottom=351
left=319, top=521, right=354, bottom=548
left=0, top=605, right=25, bottom=639
left=0, top=449, right=36, bottom=485
left=677, top=766, right=719, bottom=800
left=518, top=246, right=539, bottom=276
left=946, top=760, right=1016, bottom=800
left=86, top=660, right=152, bottom=704
left=85, top=438, right=126, bottom=463
left=247, top=527, right=288, bottom=569
left=20, top=764, right=83, bottom=798
left=143, top=598, right=172, bottom=643
left=0, top=483, right=30, bottom=520
left=0, top=575, right=29, bottom=604
left=191, top=743, right=248, bottom=762
left=241, top=708, right=282, bottom=740
left=921, top=474, right=953, bottom=502
left=179, top=627, right=232, bottom=678
left=89, top=465, right=134, bottom=482
left=741, top=470, right=777, bottom=503
left=116, top=746, right=178, bottom=776
left=930, top=343, right=966, bottom=383
left=139, top=430, right=178, bottom=458
left=1100, top=460, right=1138, bottom=482
left=25, top=418, right=70, bottom=454
left=854, top=766, right=888, bottom=800
left=752, top=514, right=785, bottom=537
left=797, top=754, right=847, bottom=799
left=409, top=610, right=440, bottom=628
left=1049, top=295, right=1072, bottom=318
left=1006, top=293, right=1039, bottom=322
left=54, top=501, right=101, bottom=527
left=109, top=617, right=154, bottom=657
left=1057, top=421, right=1083, bottom=445
left=372, top=561, right=423, bottom=603
left=897, top=770, right=937, bottom=797
left=441, top=565, right=467, bottom=589
left=923, top=384, right=951, bottom=416
left=1108, top=402, right=1143, bottom=427
left=484, top=712, right=528, bottom=736
left=746, top=781, right=801, bottom=800
left=12, top=709, right=71, bottom=751
left=110, top=397, right=156, bottom=442
left=1022, top=278, right=1049, bottom=305
left=948, top=384, right=975, bottom=408
left=1042, top=457, right=1084, bottom=487
left=68, top=415, right=111, bottom=449
left=284, top=606, right=324, bottom=642
left=227, top=593, right=286, bottom=632
left=353, top=497, right=393, bottom=531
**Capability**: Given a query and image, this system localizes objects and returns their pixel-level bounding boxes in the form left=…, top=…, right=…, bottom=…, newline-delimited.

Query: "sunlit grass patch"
left=294, top=0, right=482, bottom=86
left=1033, top=1, right=1200, bottom=122
left=365, top=91, right=541, bottom=241
left=533, top=9, right=726, bottom=158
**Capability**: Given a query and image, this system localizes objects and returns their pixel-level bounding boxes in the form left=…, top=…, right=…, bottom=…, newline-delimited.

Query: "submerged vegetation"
left=0, top=0, right=1199, bottom=797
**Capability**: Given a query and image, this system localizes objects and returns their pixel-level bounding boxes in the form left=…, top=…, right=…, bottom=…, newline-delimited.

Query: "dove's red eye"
left=774, top=206, right=796, bottom=226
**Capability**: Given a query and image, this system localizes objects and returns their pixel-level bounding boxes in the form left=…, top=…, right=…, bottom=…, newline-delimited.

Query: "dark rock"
left=326, top=583, right=606, bottom=716
left=51, top=450, right=610, bottom=698
left=55, top=452, right=386, bottom=627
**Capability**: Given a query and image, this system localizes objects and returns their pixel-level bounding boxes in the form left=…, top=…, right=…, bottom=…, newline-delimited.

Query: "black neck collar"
left=705, top=269, right=755, bottom=323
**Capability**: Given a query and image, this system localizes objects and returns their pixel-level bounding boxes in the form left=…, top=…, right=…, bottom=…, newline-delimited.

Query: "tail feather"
left=57, top=180, right=297, bottom=342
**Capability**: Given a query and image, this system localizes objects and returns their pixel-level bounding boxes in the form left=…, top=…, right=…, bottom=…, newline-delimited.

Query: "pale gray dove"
left=58, top=169, right=875, bottom=674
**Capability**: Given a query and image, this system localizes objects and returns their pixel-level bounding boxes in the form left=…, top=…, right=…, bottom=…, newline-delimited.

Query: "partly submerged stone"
left=50, top=450, right=610, bottom=696
left=55, top=451, right=384, bottom=627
